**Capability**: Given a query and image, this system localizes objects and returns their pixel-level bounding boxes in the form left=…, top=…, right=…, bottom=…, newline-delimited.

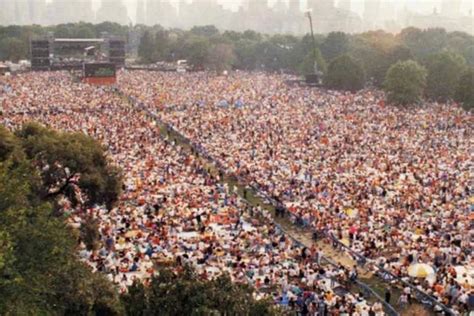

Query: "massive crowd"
left=0, top=72, right=386, bottom=315
left=118, top=70, right=473, bottom=314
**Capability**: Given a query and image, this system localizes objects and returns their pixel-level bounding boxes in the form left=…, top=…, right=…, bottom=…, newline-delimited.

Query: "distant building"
left=408, top=9, right=474, bottom=35
left=288, top=0, right=300, bottom=14
left=363, top=0, right=381, bottom=30
left=306, top=0, right=361, bottom=34
left=136, top=0, right=146, bottom=25
left=96, top=0, right=129, bottom=25
left=338, top=0, right=351, bottom=12
left=441, top=0, right=461, bottom=17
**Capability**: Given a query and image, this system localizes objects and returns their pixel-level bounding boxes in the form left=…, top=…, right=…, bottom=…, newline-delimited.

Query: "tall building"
left=96, top=0, right=129, bottom=25
left=363, top=0, right=381, bottom=29
left=29, top=0, right=47, bottom=24
left=47, top=0, right=75, bottom=24
left=441, top=0, right=461, bottom=17
left=146, top=0, right=160, bottom=25
left=0, top=0, right=15, bottom=25
left=13, top=0, right=30, bottom=24
left=273, top=0, right=287, bottom=14
left=146, top=0, right=177, bottom=27
left=136, top=0, right=146, bottom=25
left=248, top=0, right=268, bottom=13
left=308, top=0, right=335, bottom=15
left=76, top=0, right=94, bottom=23
left=338, top=0, right=351, bottom=12
left=289, top=0, right=300, bottom=13
left=45, top=0, right=93, bottom=24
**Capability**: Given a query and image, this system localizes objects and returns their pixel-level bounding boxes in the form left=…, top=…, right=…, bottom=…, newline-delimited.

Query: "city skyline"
left=0, top=0, right=472, bottom=35
left=41, top=0, right=473, bottom=20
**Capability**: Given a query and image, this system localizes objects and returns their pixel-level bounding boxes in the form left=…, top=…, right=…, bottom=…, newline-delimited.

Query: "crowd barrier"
left=118, top=89, right=459, bottom=316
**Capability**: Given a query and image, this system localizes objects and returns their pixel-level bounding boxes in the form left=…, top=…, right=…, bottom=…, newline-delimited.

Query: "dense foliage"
left=384, top=60, right=427, bottom=106
left=121, top=266, right=279, bottom=316
left=1, top=23, right=474, bottom=76
left=0, top=124, right=122, bottom=315
left=424, top=51, right=467, bottom=101
left=325, top=54, right=365, bottom=91
left=15, top=122, right=122, bottom=210
left=455, top=68, right=474, bottom=111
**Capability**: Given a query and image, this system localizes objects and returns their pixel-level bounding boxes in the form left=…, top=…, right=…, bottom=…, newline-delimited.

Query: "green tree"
left=206, top=43, right=236, bottom=73
left=384, top=60, right=427, bottom=106
left=455, top=68, right=474, bottom=111
left=121, top=266, right=279, bottom=315
left=0, top=126, right=123, bottom=315
left=298, top=47, right=327, bottom=75
left=325, top=54, right=366, bottom=91
left=185, top=36, right=210, bottom=69
left=233, top=38, right=260, bottom=70
left=425, top=51, right=467, bottom=101
left=15, top=122, right=122, bottom=211
left=321, top=31, right=349, bottom=61
left=138, top=30, right=155, bottom=63
left=0, top=37, right=27, bottom=62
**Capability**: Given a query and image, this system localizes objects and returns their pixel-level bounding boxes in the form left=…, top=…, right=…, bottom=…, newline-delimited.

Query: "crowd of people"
left=0, top=71, right=386, bottom=315
left=118, top=70, right=473, bottom=315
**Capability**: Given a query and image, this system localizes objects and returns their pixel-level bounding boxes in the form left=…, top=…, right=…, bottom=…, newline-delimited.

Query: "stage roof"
left=54, top=38, right=105, bottom=43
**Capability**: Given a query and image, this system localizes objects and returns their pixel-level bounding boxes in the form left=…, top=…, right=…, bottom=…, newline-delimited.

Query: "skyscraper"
left=76, top=0, right=94, bottom=23
left=441, top=0, right=461, bottom=17
left=96, top=0, right=129, bottom=25
left=363, top=0, right=381, bottom=23
left=338, top=0, right=351, bottom=12
left=248, top=0, right=268, bottom=13
left=146, top=0, right=177, bottom=27
left=0, top=0, right=16, bottom=25
left=308, top=0, right=335, bottom=15
left=289, top=0, right=300, bottom=13
left=29, top=0, right=47, bottom=24
left=146, top=0, right=159, bottom=25
left=136, top=0, right=146, bottom=25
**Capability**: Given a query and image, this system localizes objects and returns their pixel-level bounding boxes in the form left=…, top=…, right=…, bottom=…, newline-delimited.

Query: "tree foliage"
left=121, top=266, right=279, bottom=316
left=425, top=51, right=467, bottom=101
left=206, top=43, right=236, bottom=73
left=0, top=37, right=27, bottom=62
left=0, top=125, right=123, bottom=315
left=15, top=122, right=122, bottom=210
left=325, top=54, right=366, bottom=91
left=455, top=68, right=474, bottom=111
left=384, top=60, right=427, bottom=106
left=299, top=47, right=327, bottom=75
left=321, top=31, right=349, bottom=61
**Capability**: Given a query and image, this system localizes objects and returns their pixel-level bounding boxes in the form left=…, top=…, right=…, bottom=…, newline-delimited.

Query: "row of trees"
left=0, top=123, right=278, bottom=315
left=383, top=56, right=473, bottom=109
left=0, top=22, right=472, bottom=108
left=139, top=25, right=474, bottom=109
left=0, top=123, right=123, bottom=314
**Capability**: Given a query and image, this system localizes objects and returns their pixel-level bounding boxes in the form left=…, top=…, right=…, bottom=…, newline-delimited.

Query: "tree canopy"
left=384, top=60, right=427, bottom=106
left=455, top=68, right=474, bottom=111
left=0, top=125, right=122, bottom=315
left=325, top=54, right=366, bottom=92
left=121, top=266, right=279, bottom=316
left=425, top=51, right=467, bottom=101
left=15, top=122, right=122, bottom=210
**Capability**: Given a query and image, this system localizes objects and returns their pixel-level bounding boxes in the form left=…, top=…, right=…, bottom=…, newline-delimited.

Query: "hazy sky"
left=47, top=0, right=474, bottom=21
